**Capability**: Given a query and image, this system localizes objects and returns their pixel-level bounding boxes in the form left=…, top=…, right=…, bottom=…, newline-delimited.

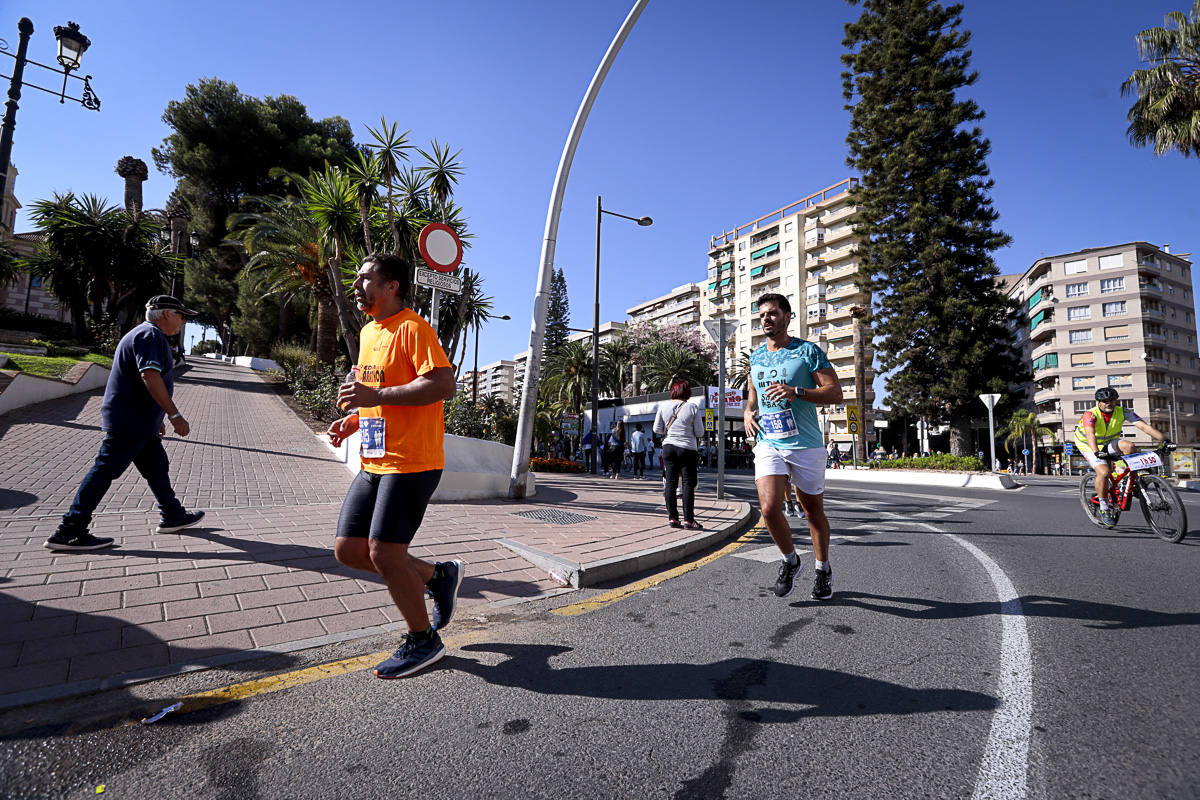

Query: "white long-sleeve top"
left=653, top=399, right=705, bottom=451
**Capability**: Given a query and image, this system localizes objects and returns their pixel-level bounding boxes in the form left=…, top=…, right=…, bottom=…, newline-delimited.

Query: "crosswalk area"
left=732, top=488, right=998, bottom=562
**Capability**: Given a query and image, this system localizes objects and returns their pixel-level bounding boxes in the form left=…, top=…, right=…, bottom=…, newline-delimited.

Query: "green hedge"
left=866, top=454, right=986, bottom=471
left=0, top=309, right=73, bottom=339
left=268, top=345, right=348, bottom=422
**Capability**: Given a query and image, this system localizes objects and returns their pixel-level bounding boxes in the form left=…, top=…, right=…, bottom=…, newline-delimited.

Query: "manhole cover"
left=512, top=509, right=598, bottom=526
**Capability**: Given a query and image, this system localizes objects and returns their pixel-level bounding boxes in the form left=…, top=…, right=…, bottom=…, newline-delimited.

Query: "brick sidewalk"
left=0, top=359, right=747, bottom=706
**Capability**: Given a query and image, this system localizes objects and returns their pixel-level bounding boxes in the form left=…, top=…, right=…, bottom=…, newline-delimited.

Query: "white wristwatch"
left=168, top=412, right=183, bottom=420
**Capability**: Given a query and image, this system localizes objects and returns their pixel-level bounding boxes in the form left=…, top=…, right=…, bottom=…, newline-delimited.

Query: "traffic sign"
left=848, top=421, right=860, bottom=435
left=1022, top=448, right=1030, bottom=456
left=846, top=405, right=860, bottom=423
left=417, top=222, right=463, bottom=273
left=1065, top=442, right=1075, bottom=455
left=979, top=393, right=1000, bottom=411
left=705, top=409, right=714, bottom=431
left=414, top=267, right=462, bottom=293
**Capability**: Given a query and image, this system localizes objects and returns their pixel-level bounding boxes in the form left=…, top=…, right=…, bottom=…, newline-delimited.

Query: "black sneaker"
left=156, top=510, right=205, bottom=534
left=428, top=559, right=465, bottom=631
left=44, top=528, right=115, bottom=552
left=812, top=567, right=833, bottom=601
left=373, top=631, right=446, bottom=679
left=772, top=558, right=803, bottom=598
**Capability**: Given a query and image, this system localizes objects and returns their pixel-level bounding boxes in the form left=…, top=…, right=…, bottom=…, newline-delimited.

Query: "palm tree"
left=228, top=195, right=339, bottom=362
left=542, top=340, right=593, bottom=417
left=1001, top=408, right=1055, bottom=473
left=1121, top=1, right=1200, bottom=159
left=599, top=334, right=637, bottom=398
left=364, top=118, right=413, bottom=252
left=344, top=149, right=382, bottom=252
left=298, top=165, right=363, bottom=355
left=729, top=349, right=754, bottom=389
left=639, top=341, right=717, bottom=393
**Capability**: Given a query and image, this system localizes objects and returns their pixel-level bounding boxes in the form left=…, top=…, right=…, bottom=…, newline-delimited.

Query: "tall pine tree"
left=545, top=267, right=571, bottom=356
left=842, top=0, right=1029, bottom=455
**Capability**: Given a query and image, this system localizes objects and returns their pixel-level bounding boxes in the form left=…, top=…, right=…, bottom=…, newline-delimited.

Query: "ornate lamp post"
left=0, top=18, right=100, bottom=207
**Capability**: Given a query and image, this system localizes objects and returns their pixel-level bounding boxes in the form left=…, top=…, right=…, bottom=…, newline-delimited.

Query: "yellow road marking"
left=174, top=628, right=492, bottom=714
left=551, top=520, right=765, bottom=617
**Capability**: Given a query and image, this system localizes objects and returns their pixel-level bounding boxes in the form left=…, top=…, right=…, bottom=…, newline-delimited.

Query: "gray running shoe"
left=812, top=567, right=833, bottom=601
left=373, top=631, right=446, bottom=679
left=772, top=558, right=803, bottom=598
left=429, top=560, right=465, bottom=631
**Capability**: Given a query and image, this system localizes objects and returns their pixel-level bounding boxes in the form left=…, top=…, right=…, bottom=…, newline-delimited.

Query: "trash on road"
left=548, top=570, right=571, bottom=587
left=140, top=702, right=183, bottom=725
left=95, top=786, right=105, bottom=795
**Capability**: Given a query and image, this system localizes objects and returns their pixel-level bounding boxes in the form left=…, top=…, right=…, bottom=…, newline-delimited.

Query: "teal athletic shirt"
left=749, top=336, right=831, bottom=450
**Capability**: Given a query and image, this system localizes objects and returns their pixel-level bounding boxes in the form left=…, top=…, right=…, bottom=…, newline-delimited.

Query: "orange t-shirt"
left=356, top=309, right=451, bottom=474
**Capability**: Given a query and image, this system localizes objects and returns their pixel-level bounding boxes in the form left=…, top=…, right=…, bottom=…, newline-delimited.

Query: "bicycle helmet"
left=1095, top=387, right=1119, bottom=403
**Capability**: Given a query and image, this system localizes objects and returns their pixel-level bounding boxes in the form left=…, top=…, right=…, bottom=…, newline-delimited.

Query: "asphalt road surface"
left=3, top=472, right=1198, bottom=799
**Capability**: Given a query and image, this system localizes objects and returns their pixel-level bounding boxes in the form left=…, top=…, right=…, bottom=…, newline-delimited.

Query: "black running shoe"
left=156, top=510, right=205, bottom=533
left=373, top=631, right=446, bottom=679
left=772, top=558, right=803, bottom=598
left=43, top=528, right=115, bottom=552
left=812, top=567, right=833, bottom=601
left=428, top=559, right=465, bottom=631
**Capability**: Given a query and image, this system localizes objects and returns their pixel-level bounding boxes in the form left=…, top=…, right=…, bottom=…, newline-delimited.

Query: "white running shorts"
left=1080, top=439, right=1123, bottom=469
left=753, top=442, right=827, bottom=495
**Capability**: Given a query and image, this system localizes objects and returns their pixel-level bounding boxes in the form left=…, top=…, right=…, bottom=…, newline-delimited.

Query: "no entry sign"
left=418, top=223, right=463, bottom=274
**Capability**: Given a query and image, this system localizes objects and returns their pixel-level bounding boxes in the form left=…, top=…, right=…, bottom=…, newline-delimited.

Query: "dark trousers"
left=585, top=448, right=595, bottom=471
left=662, top=444, right=698, bottom=523
left=62, top=432, right=185, bottom=529
left=633, top=452, right=646, bottom=477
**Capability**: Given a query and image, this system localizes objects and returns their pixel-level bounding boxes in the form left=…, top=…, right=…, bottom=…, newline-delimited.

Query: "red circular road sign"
left=418, top=223, right=463, bottom=274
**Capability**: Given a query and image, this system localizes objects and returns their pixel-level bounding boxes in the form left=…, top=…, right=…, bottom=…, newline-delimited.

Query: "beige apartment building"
left=1004, top=241, right=1198, bottom=467
left=626, top=283, right=701, bottom=331
left=703, top=178, right=875, bottom=446
left=457, top=359, right=517, bottom=405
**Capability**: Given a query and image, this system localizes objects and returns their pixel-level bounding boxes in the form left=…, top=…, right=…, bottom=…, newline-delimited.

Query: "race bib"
left=759, top=408, right=798, bottom=440
left=360, top=417, right=386, bottom=459
left=1122, top=450, right=1161, bottom=471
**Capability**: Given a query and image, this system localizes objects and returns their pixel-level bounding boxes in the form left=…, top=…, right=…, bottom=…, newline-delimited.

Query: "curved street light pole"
left=473, top=312, right=510, bottom=405
left=508, top=0, right=649, bottom=498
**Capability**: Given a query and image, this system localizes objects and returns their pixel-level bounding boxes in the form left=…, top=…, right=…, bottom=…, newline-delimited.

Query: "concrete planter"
left=322, top=432, right=535, bottom=501
left=0, top=362, right=110, bottom=417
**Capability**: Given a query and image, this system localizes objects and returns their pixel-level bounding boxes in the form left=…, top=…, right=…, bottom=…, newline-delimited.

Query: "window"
left=1073, top=376, right=1096, bottom=389
left=1065, top=259, right=1088, bottom=275
left=1100, top=277, right=1124, bottom=293
left=1074, top=401, right=1092, bottom=414
left=738, top=258, right=746, bottom=267
left=1098, top=254, right=1123, bottom=270
left=1106, top=349, right=1131, bottom=364
left=1065, top=282, right=1088, bottom=297
left=1068, top=329, right=1092, bottom=344
left=1071, top=352, right=1094, bottom=366
left=738, top=241, right=746, bottom=251
left=1108, top=374, right=1133, bottom=388
left=1102, top=301, right=1126, bottom=317
left=784, top=240, right=793, bottom=250
left=783, top=257, right=795, bottom=269
left=1067, top=305, right=1091, bottom=320
left=1104, top=324, right=1129, bottom=340
left=784, top=222, right=793, bottom=233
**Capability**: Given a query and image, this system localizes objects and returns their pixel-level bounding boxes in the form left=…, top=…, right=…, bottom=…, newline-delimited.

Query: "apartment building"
left=510, top=321, right=626, bottom=400
left=626, top=283, right=701, bottom=331
left=1004, top=242, right=1198, bottom=466
left=703, top=178, right=875, bottom=446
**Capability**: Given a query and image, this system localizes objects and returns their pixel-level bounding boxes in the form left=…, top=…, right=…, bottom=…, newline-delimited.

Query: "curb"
left=498, top=500, right=755, bottom=588
left=824, top=468, right=1019, bottom=490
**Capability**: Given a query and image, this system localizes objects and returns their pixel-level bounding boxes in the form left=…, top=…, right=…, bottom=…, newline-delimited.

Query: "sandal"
left=683, top=521, right=703, bottom=530
left=668, top=518, right=682, bottom=528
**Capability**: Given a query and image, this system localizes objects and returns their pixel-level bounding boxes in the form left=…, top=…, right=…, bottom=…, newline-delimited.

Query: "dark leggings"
left=662, top=444, right=698, bottom=523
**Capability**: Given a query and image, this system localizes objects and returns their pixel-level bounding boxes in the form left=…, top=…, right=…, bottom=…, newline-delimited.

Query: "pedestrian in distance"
left=654, top=379, right=706, bottom=530
left=45, top=296, right=206, bottom=552
left=327, top=253, right=462, bottom=679
left=583, top=427, right=596, bottom=472
left=608, top=420, right=627, bottom=479
left=744, top=293, right=843, bottom=601
left=630, top=422, right=648, bottom=478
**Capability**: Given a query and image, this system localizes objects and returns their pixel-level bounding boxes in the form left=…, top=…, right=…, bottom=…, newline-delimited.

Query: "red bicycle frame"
left=1092, top=464, right=1136, bottom=511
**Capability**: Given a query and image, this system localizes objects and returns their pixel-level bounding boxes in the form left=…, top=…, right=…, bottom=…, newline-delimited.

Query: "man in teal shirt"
left=743, top=293, right=843, bottom=600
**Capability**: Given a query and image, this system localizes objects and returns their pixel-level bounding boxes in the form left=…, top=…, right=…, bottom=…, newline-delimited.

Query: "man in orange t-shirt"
left=327, top=253, right=459, bottom=679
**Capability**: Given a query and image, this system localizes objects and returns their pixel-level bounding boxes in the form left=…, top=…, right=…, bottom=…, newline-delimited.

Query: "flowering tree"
left=623, top=320, right=717, bottom=363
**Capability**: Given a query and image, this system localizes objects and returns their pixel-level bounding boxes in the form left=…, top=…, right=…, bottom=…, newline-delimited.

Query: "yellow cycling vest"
left=1074, top=405, right=1125, bottom=451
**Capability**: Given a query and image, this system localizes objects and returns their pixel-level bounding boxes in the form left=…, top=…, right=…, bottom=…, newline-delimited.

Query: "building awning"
left=750, top=265, right=766, bottom=277
left=1030, top=309, right=1047, bottom=330
left=751, top=243, right=780, bottom=260
left=720, top=261, right=733, bottom=271
left=707, top=281, right=718, bottom=290
left=719, top=277, right=732, bottom=287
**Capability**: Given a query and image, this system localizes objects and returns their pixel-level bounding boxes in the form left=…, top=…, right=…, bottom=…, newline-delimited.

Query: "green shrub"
left=268, top=344, right=348, bottom=423
left=190, top=339, right=222, bottom=355
left=270, top=344, right=321, bottom=384
left=0, top=309, right=72, bottom=339
left=866, top=454, right=986, bottom=471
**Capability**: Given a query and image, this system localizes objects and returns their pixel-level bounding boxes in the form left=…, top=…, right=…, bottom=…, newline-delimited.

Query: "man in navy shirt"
left=45, top=296, right=206, bottom=551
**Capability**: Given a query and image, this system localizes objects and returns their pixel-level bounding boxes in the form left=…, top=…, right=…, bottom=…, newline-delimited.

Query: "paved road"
left=3, top=474, right=1196, bottom=799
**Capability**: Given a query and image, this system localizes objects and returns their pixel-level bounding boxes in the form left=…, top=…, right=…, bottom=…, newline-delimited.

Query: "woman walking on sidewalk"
left=608, top=420, right=627, bottom=479
left=654, top=380, right=706, bottom=530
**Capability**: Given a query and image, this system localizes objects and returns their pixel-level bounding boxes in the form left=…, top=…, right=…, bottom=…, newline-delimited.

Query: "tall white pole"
left=716, top=320, right=726, bottom=500
left=508, top=0, right=650, bottom=498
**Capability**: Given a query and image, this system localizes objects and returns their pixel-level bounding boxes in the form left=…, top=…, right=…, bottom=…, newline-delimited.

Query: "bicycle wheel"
left=1078, top=472, right=1108, bottom=527
left=1136, top=473, right=1188, bottom=543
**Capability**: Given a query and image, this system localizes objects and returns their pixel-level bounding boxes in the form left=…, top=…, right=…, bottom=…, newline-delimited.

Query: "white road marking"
left=912, top=520, right=1032, bottom=800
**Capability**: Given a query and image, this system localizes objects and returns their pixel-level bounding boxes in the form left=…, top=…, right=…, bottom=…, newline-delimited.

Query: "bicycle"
left=1078, top=444, right=1187, bottom=543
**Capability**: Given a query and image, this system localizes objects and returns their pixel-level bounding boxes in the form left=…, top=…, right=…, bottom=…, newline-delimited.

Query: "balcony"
left=1031, top=338, right=1056, bottom=358
left=822, top=203, right=857, bottom=225
left=1144, top=307, right=1165, bottom=317
left=824, top=224, right=855, bottom=246
left=825, top=245, right=856, bottom=263
left=825, top=304, right=853, bottom=322
left=1146, top=331, right=1167, bottom=341
left=1137, top=257, right=1161, bottom=272
left=750, top=265, right=778, bottom=284
left=1030, top=322, right=1056, bottom=342
left=1139, top=282, right=1163, bottom=294
left=823, top=263, right=859, bottom=282
left=1026, top=261, right=1052, bottom=285
left=825, top=322, right=854, bottom=341
left=826, top=283, right=859, bottom=301
left=804, top=229, right=826, bottom=248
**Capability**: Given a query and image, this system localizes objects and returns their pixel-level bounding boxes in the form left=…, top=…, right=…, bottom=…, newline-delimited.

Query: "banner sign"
left=560, top=413, right=580, bottom=436
left=706, top=386, right=744, bottom=411
left=1172, top=448, right=1195, bottom=474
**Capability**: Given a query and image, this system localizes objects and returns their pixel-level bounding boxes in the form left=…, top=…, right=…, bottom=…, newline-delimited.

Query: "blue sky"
left=6, top=0, right=1197, bottom=374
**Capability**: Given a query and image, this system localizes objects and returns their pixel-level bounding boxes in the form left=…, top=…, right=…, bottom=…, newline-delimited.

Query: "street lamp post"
left=473, top=313, right=510, bottom=404
left=593, top=195, right=652, bottom=474
left=0, top=18, right=100, bottom=207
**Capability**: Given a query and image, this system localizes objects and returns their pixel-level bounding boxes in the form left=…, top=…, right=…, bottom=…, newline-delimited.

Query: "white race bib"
left=1121, top=450, right=1161, bottom=471
left=760, top=408, right=799, bottom=440
left=360, top=417, right=386, bottom=459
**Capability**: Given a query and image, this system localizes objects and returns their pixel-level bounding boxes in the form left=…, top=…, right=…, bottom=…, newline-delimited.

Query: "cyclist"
left=1075, top=387, right=1168, bottom=527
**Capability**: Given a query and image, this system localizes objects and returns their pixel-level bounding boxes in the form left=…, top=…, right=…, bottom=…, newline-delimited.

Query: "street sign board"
left=414, top=267, right=462, bottom=293
left=560, top=413, right=580, bottom=436
left=1064, top=442, right=1074, bottom=454
left=702, top=318, right=732, bottom=343
left=848, top=421, right=860, bottom=435
left=705, top=409, right=714, bottom=431
left=845, top=405, right=860, bottom=423
left=1022, top=448, right=1030, bottom=456
left=979, top=393, right=1001, bottom=411
left=706, top=386, right=743, bottom=411
left=417, top=222, right=463, bottom=273
left=1172, top=448, right=1195, bottom=474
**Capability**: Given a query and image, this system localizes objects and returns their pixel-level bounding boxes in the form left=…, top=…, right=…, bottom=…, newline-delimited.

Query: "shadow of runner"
left=452, top=642, right=995, bottom=716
